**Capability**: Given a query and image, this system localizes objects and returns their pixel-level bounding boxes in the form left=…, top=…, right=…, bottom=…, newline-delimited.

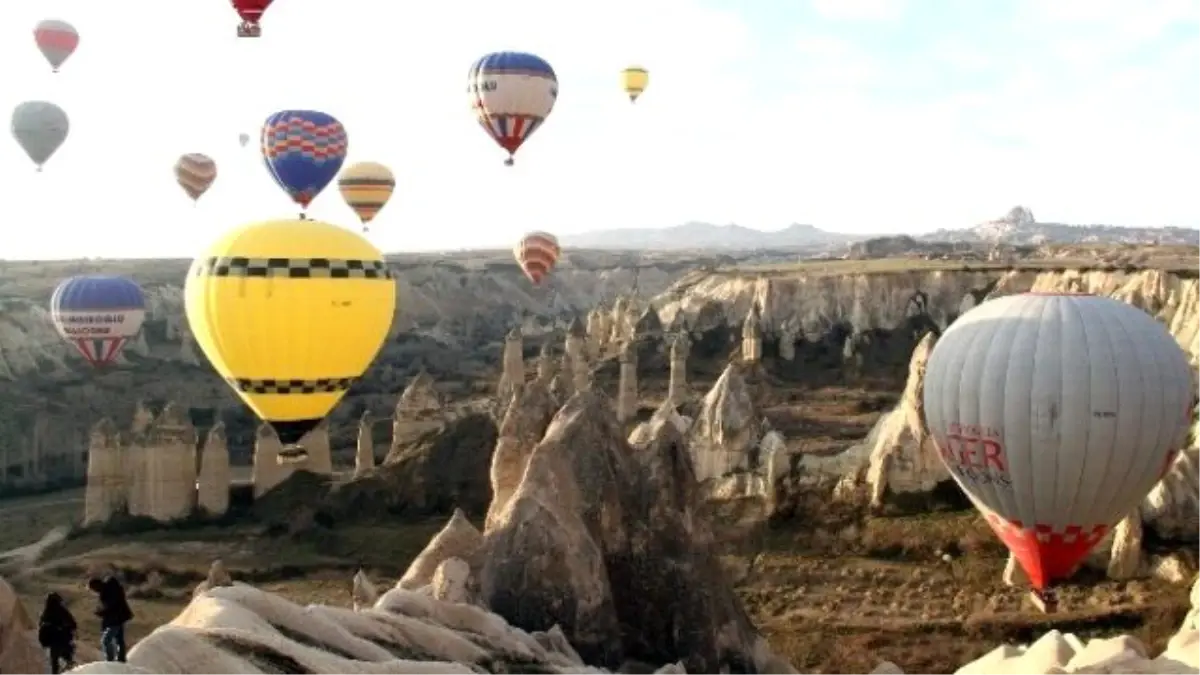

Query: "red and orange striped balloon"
left=174, top=153, right=217, bottom=202
left=514, top=231, right=560, bottom=285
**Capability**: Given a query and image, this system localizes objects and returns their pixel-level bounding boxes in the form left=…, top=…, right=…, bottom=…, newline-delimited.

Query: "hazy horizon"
left=2, top=0, right=1196, bottom=260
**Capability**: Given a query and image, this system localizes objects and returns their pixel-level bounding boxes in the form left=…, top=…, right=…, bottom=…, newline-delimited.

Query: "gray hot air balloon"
left=238, top=132, right=250, bottom=148
left=11, top=101, right=69, bottom=171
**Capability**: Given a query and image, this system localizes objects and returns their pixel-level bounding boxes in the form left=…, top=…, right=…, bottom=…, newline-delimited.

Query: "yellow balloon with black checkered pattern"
left=184, top=218, right=396, bottom=459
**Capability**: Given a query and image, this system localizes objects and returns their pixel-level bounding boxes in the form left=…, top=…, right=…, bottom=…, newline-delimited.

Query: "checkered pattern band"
left=984, top=513, right=1110, bottom=546
left=194, top=257, right=392, bottom=279
left=228, top=377, right=356, bottom=395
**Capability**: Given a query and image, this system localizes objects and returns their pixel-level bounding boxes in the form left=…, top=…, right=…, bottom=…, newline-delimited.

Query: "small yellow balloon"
left=184, top=218, right=396, bottom=456
left=621, top=66, right=649, bottom=103
left=338, top=161, right=396, bottom=231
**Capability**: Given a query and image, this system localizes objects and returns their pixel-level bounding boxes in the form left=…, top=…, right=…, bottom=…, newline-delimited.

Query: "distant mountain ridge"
left=559, top=219, right=1199, bottom=251
left=558, top=222, right=862, bottom=251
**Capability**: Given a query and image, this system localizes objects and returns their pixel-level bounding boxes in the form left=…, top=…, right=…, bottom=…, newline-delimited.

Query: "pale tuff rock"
left=431, top=557, right=471, bottom=603
left=298, top=421, right=334, bottom=475
left=949, top=622, right=1200, bottom=674
left=1002, top=554, right=1029, bottom=587
left=0, top=575, right=44, bottom=675
left=84, top=418, right=125, bottom=526
left=667, top=332, right=690, bottom=405
left=133, top=403, right=198, bottom=522
left=397, top=369, right=442, bottom=418
left=741, top=305, right=762, bottom=363
left=477, top=391, right=767, bottom=672
left=354, top=412, right=376, bottom=478
left=399, top=509, right=483, bottom=591
left=193, top=559, right=235, bottom=598
left=629, top=399, right=693, bottom=447
left=564, top=316, right=590, bottom=394
left=131, top=400, right=156, bottom=436
left=497, top=327, right=525, bottom=407
left=777, top=321, right=798, bottom=361
left=252, top=423, right=286, bottom=498
left=486, top=382, right=558, bottom=530
left=616, top=340, right=639, bottom=424
left=1106, top=511, right=1145, bottom=581
left=196, top=422, right=230, bottom=516
left=689, top=363, right=761, bottom=484
left=536, top=342, right=557, bottom=383
left=586, top=304, right=612, bottom=360
left=1143, top=447, right=1199, bottom=542
left=352, top=569, right=379, bottom=611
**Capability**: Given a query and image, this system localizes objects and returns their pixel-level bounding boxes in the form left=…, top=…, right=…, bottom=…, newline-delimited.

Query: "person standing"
left=38, top=592, right=77, bottom=674
left=87, top=575, right=134, bottom=662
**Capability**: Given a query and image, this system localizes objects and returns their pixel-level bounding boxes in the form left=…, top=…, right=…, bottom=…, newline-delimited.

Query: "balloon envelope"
left=260, top=110, right=348, bottom=209
left=175, top=153, right=218, bottom=201
left=922, top=292, right=1193, bottom=590
left=184, top=218, right=396, bottom=449
left=34, top=19, right=79, bottom=72
left=11, top=101, right=69, bottom=169
left=514, top=231, right=560, bottom=285
left=338, top=161, right=395, bottom=225
left=621, top=66, right=649, bottom=102
left=467, top=51, right=557, bottom=163
left=50, top=275, right=146, bottom=368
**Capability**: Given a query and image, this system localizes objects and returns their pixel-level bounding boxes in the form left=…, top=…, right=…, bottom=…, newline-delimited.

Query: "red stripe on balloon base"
left=984, top=513, right=1109, bottom=590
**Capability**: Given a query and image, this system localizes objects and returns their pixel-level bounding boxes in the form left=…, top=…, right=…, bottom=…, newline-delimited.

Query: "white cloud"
left=811, top=0, right=908, bottom=21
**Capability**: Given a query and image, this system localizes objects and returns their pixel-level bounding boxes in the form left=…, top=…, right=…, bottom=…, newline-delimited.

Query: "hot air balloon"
left=514, top=231, right=560, bottom=285
left=184, top=217, right=396, bottom=462
left=34, top=19, right=79, bottom=73
left=11, top=101, right=69, bottom=171
left=232, top=0, right=272, bottom=37
left=261, top=110, right=348, bottom=214
left=338, top=162, right=395, bottom=232
left=621, top=66, right=649, bottom=103
left=922, top=292, right=1192, bottom=612
left=175, top=153, right=218, bottom=203
left=467, top=51, right=558, bottom=166
left=50, top=276, right=146, bottom=369
left=238, top=132, right=250, bottom=148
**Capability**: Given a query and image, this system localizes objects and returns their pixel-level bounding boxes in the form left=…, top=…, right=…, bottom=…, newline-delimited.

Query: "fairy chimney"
left=252, top=423, right=286, bottom=498
left=141, top=402, right=198, bottom=522
left=497, top=326, right=525, bottom=404
left=84, top=418, right=124, bottom=526
left=355, top=411, right=376, bottom=478
left=616, top=340, right=639, bottom=424
left=667, top=332, right=691, bottom=405
left=565, top=315, right=590, bottom=393
left=196, top=422, right=231, bottom=516
left=536, top=342, right=557, bottom=383
left=742, top=305, right=762, bottom=363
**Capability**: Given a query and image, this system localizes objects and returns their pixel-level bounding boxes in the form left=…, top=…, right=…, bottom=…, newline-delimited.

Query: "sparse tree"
left=1003, top=206, right=1035, bottom=226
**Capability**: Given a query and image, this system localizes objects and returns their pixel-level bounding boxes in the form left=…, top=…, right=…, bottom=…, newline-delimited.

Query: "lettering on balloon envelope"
left=937, top=423, right=1013, bottom=490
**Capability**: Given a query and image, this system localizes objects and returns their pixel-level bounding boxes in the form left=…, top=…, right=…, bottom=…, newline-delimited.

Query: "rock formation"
left=485, top=383, right=558, bottom=531
left=667, top=331, right=690, bottom=406
left=564, top=315, right=590, bottom=394
left=0, top=575, right=43, bottom=674
left=535, top=342, right=556, bottom=384
left=354, top=412, right=375, bottom=478
left=84, top=418, right=125, bottom=526
left=689, top=363, right=762, bottom=484
left=615, top=340, right=638, bottom=424
left=196, top=422, right=230, bottom=516
left=496, top=327, right=525, bottom=410
left=351, top=569, right=378, bottom=611
left=251, top=422, right=334, bottom=498
left=741, top=305, right=762, bottom=363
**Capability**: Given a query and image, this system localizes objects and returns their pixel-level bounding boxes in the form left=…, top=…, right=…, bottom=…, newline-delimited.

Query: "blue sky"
left=0, top=0, right=1196, bottom=259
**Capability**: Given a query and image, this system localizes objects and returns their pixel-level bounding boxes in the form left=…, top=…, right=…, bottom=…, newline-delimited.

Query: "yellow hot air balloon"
left=338, top=161, right=396, bottom=232
left=184, top=218, right=396, bottom=462
left=621, top=66, right=649, bottom=103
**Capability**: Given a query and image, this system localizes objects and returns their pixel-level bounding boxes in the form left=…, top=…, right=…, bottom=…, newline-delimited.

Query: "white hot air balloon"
left=923, top=292, right=1192, bottom=611
left=11, top=101, right=70, bottom=171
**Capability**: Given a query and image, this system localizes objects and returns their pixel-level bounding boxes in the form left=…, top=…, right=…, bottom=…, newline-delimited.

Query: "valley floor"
left=0, top=383, right=1190, bottom=674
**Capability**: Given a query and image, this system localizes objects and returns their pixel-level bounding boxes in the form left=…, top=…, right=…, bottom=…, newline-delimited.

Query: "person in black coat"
left=87, top=576, right=134, bottom=662
left=38, top=592, right=77, bottom=674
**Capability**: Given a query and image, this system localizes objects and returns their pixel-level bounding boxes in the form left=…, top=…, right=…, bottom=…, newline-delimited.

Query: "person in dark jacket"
left=38, top=592, right=77, bottom=674
left=87, top=576, right=134, bottom=662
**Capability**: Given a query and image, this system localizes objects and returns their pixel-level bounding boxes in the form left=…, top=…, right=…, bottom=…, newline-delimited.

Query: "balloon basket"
left=1030, top=589, right=1058, bottom=614
left=503, top=157, right=514, bottom=167
left=237, top=23, right=262, bottom=38
left=277, top=446, right=309, bottom=465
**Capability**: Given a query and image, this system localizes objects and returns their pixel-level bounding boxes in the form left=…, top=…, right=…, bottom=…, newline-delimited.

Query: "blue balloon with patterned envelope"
left=260, top=110, right=348, bottom=209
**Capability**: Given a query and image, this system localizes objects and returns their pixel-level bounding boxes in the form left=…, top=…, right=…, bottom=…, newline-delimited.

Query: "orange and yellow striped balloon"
left=514, top=231, right=560, bottom=285
left=175, top=153, right=217, bottom=202
left=338, top=161, right=395, bottom=231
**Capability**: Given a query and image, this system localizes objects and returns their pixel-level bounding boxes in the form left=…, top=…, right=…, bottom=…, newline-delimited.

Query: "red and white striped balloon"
left=34, top=19, right=79, bottom=73
left=174, top=153, right=218, bottom=203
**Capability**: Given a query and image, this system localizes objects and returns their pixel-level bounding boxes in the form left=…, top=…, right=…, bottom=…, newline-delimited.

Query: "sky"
left=1, top=0, right=1197, bottom=259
